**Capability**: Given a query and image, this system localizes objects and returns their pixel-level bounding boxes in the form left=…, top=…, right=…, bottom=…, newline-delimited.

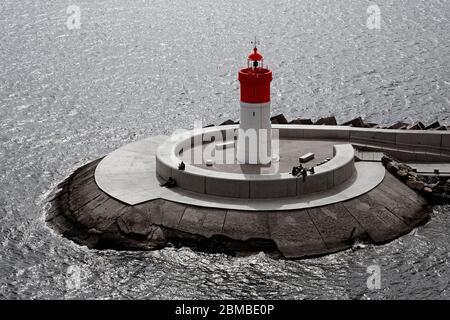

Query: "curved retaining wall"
left=156, top=127, right=356, bottom=199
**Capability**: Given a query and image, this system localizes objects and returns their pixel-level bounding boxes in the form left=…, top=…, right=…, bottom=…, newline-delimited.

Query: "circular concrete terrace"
left=156, top=127, right=358, bottom=199
left=95, top=125, right=386, bottom=210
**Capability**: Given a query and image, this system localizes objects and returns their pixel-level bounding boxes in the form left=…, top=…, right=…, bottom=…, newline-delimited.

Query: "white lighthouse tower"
left=236, top=45, right=273, bottom=165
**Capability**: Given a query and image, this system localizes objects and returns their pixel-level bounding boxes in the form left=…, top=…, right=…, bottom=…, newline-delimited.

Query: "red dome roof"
left=248, top=47, right=264, bottom=61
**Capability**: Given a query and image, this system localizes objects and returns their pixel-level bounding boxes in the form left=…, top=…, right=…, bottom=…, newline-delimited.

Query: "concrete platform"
left=95, top=135, right=385, bottom=209
left=154, top=126, right=365, bottom=199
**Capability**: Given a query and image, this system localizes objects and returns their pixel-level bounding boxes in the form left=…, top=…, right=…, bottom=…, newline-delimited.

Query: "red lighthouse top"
left=238, top=46, right=272, bottom=104
left=248, top=47, right=264, bottom=62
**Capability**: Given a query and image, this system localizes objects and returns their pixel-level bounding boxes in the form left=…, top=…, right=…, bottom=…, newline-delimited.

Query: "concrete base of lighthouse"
left=45, top=124, right=437, bottom=259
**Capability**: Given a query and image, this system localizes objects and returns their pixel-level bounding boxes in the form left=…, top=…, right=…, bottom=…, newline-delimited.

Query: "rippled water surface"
left=1, top=0, right=450, bottom=299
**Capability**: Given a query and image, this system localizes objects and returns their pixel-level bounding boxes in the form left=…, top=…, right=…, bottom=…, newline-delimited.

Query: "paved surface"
left=179, top=138, right=338, bottom=174
left=95, top=135, right=385, bottom=210
left=95, top=135, right=168, bottom=204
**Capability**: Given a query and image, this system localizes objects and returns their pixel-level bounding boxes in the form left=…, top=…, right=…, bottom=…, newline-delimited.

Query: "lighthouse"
left=236, top=45, right=273, bottom=165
